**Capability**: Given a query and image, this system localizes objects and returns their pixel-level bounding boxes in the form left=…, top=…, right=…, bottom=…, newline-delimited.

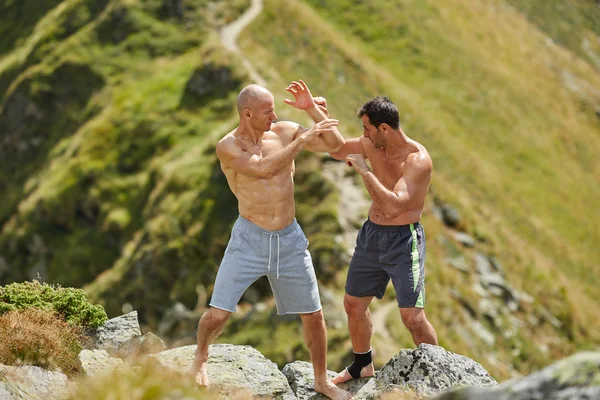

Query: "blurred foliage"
left=0, top=280, right=107, bottom=328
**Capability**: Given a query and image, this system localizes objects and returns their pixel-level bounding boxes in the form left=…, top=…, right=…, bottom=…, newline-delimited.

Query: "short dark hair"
left=357, top=96, right=400, bottom=129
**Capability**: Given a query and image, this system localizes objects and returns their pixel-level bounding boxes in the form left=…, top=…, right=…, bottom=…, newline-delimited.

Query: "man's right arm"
left=329, top=137, right=368, bottom=161
left=217, top=119, right=339, bottom=179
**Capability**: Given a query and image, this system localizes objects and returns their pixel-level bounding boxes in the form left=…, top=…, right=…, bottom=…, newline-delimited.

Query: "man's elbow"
left=328, top=146, right=346, bottom=160
left=383, top=200, right=406, bottom=219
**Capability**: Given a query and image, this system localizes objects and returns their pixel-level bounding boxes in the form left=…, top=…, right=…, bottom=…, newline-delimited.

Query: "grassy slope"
left=236, top=0, right=600, bottom=379
left=0, top=0, right=344, bottom=329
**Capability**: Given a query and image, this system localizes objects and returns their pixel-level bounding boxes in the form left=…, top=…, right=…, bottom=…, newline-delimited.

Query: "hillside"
left=1, top=0, right=599, bottom=381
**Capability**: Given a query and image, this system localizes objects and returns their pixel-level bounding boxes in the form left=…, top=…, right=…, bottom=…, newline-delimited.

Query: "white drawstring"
left=267, top=233, right=280, bottom=279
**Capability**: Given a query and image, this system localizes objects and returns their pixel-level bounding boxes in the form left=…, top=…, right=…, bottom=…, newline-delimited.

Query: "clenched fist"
left=346, top=153, right=370, bottom=175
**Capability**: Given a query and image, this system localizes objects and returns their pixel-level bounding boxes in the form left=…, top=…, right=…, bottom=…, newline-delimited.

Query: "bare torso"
left=361, top=137, right=431, bottom=226
left=219, top=124, right=296, bottom=231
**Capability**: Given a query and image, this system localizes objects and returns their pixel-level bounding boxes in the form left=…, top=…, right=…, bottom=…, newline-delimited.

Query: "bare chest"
left=367, top=150, right=405, bottom=189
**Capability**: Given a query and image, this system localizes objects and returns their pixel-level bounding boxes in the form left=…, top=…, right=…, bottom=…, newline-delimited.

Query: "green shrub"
left=0, top=281, right=107, bottom=329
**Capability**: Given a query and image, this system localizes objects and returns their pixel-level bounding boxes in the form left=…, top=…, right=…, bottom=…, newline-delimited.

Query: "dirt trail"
left=219, top=0, right=266, bottom=86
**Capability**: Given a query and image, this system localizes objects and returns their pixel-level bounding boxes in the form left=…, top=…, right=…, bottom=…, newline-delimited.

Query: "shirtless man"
left=188, top=81, right=352, bottom=400
left=322, top=96, right=439, bottom=384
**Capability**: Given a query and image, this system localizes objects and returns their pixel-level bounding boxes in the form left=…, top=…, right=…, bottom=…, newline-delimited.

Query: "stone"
left=78, top=349, right=125, bottom=376
left=454, top=232, right=475, bottom=248
left=440, top=204, right=462, bottom=228
left=0, top=364, right=68, bottom=400
left=282, top=360, right=370, bottom=399
left=373, top=344, right=498, bottom=396
left=92, top=311, right=142, bottom=353
left=433, top=351, right=600, bottom=400
left=149, top=344, right=296, bottom=399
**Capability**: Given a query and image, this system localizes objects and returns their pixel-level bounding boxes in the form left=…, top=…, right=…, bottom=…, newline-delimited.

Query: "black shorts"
left=345, top=219, right=426, bottom=308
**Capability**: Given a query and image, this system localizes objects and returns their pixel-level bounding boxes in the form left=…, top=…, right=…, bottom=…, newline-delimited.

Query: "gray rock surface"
left=78, top=349, right=125, bottom=376
left=433, top=351, right=600, bottom=400
left=0, top=364, right=68, bottom=400
left=92, top=311, right=142, bottom=353
left=282, top=360, right=370, bottom=399
left=374, top=344, right=498, bottom=396
left=149, top=343, right=296, bottom=399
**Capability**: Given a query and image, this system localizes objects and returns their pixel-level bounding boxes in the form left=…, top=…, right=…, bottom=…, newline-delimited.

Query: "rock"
left=433, top=351, right=600, bottom=400
left=354, top=378, right=407, bottom=400
left=121, top=332, right=168, bottom=359
left=149, top=344, right=296, bottom=399
left=0, top=364, right=68, bottom=400
left=373, top=344, right=498, bottom=396
left=440, top=204, right=462, bottom=229
left=453, top=232, right=475, bottom=248
left=282, top=360, right=370, bottom=399
left=78, top=349, right=125, bottom=376
left=92, top=311, right=142, bottom=353
left=447, top=256, right=470, bottom=273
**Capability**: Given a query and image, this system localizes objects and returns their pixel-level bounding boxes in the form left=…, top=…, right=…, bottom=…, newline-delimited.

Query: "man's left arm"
left=347, top=153, right=431, bottom=219
left=284, top=80, right=344, bottom=152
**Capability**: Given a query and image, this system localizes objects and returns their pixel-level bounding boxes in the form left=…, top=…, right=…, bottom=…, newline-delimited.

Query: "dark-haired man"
left=323, top=96, right=439, bottom=383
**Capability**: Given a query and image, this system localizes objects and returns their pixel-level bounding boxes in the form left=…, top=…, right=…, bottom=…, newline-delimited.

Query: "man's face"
left=361, top=115, right=385, bottom=148
left=250, top=94, right=277, bottom=132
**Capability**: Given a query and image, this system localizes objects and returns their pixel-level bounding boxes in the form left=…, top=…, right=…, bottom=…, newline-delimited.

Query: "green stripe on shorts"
left=410, top=223, right=424, bottom=308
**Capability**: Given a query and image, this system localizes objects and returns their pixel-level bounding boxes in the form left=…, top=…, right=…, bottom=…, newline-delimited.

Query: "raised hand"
left=346, top=153, right=370, bottom=174
left=299, top=119, right=339, bottom=145
left=284, top=79, right=316, bottom=110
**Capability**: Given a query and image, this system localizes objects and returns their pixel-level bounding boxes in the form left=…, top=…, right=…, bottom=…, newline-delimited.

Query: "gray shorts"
left=346, top=219, right=426, bottom=308
left=210, top=216, right=322, bottom=315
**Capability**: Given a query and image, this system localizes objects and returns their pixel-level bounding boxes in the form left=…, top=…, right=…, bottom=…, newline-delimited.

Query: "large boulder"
left=0, top=364, right=68, bottom=400
left=92, top=311, right=142, bottom=354
left=434, top=351, right=600, bottom=400
left=78, top=349, right=125, bottom=376
left=282, top=360, right=370, bottom=399
left=358, top=344, right=497, bottom=398
left=149, top=344, right=296, bottom=399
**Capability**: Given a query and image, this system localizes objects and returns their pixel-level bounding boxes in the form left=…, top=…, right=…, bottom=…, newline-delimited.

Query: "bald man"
left=189, top=81, right=352, bottom=400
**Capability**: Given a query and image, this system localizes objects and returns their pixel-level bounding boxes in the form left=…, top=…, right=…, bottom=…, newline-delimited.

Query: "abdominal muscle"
left=368, top=203, right=423, bottom=226
left=233, top=171, right=296, bottom=231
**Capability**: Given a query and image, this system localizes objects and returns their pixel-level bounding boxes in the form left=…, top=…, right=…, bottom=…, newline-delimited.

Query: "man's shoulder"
left=405, top=143, right=432, bottom=175
left=216, top=130, right=241, bottom=158
left=272, top=120, right=301, bottom=136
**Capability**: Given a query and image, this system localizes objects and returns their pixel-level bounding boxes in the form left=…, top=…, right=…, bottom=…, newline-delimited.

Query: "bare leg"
left=400, top=308, right=438, bottom=346
left=188, top=307, right=231, bottom=386
left=331, top=294, right=375, bottom=384
left=299, top=310, right=352, bottom=400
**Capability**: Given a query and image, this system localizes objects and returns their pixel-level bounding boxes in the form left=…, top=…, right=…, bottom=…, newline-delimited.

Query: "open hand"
left=346, top=153, right=370, bottom=174
left=284, top=79, right=316, bottom=110
left=300, top=119, right=339, bottom=144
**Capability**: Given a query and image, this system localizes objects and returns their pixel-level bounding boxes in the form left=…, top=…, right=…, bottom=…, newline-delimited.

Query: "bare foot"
left=188, top=361, right=209, bottom=387
left=314, top=380, right=353, bottom=400
left=330, top=363, right=374, bottom=385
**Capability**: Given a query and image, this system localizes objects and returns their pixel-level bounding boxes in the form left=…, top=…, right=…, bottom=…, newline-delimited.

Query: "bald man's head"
left=237, top=84, right=273, bottom=115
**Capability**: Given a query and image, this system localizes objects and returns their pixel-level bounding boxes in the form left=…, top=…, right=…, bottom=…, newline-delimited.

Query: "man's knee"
left=400, top=309, right=427, bottom=332
left=344, top=295, right=369, bottom=317
left=202, top=307, right=231, bottom=329
left=300, top=309, right=324, bottom=326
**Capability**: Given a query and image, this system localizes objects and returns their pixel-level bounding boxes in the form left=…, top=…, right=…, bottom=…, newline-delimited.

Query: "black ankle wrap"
left=346, top=349, right=372, bottom=379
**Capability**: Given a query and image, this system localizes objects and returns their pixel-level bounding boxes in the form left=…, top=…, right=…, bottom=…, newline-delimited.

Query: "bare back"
left=360, top=137, right=432, bottom=225
left=217, top=123, right=298, bottom=231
